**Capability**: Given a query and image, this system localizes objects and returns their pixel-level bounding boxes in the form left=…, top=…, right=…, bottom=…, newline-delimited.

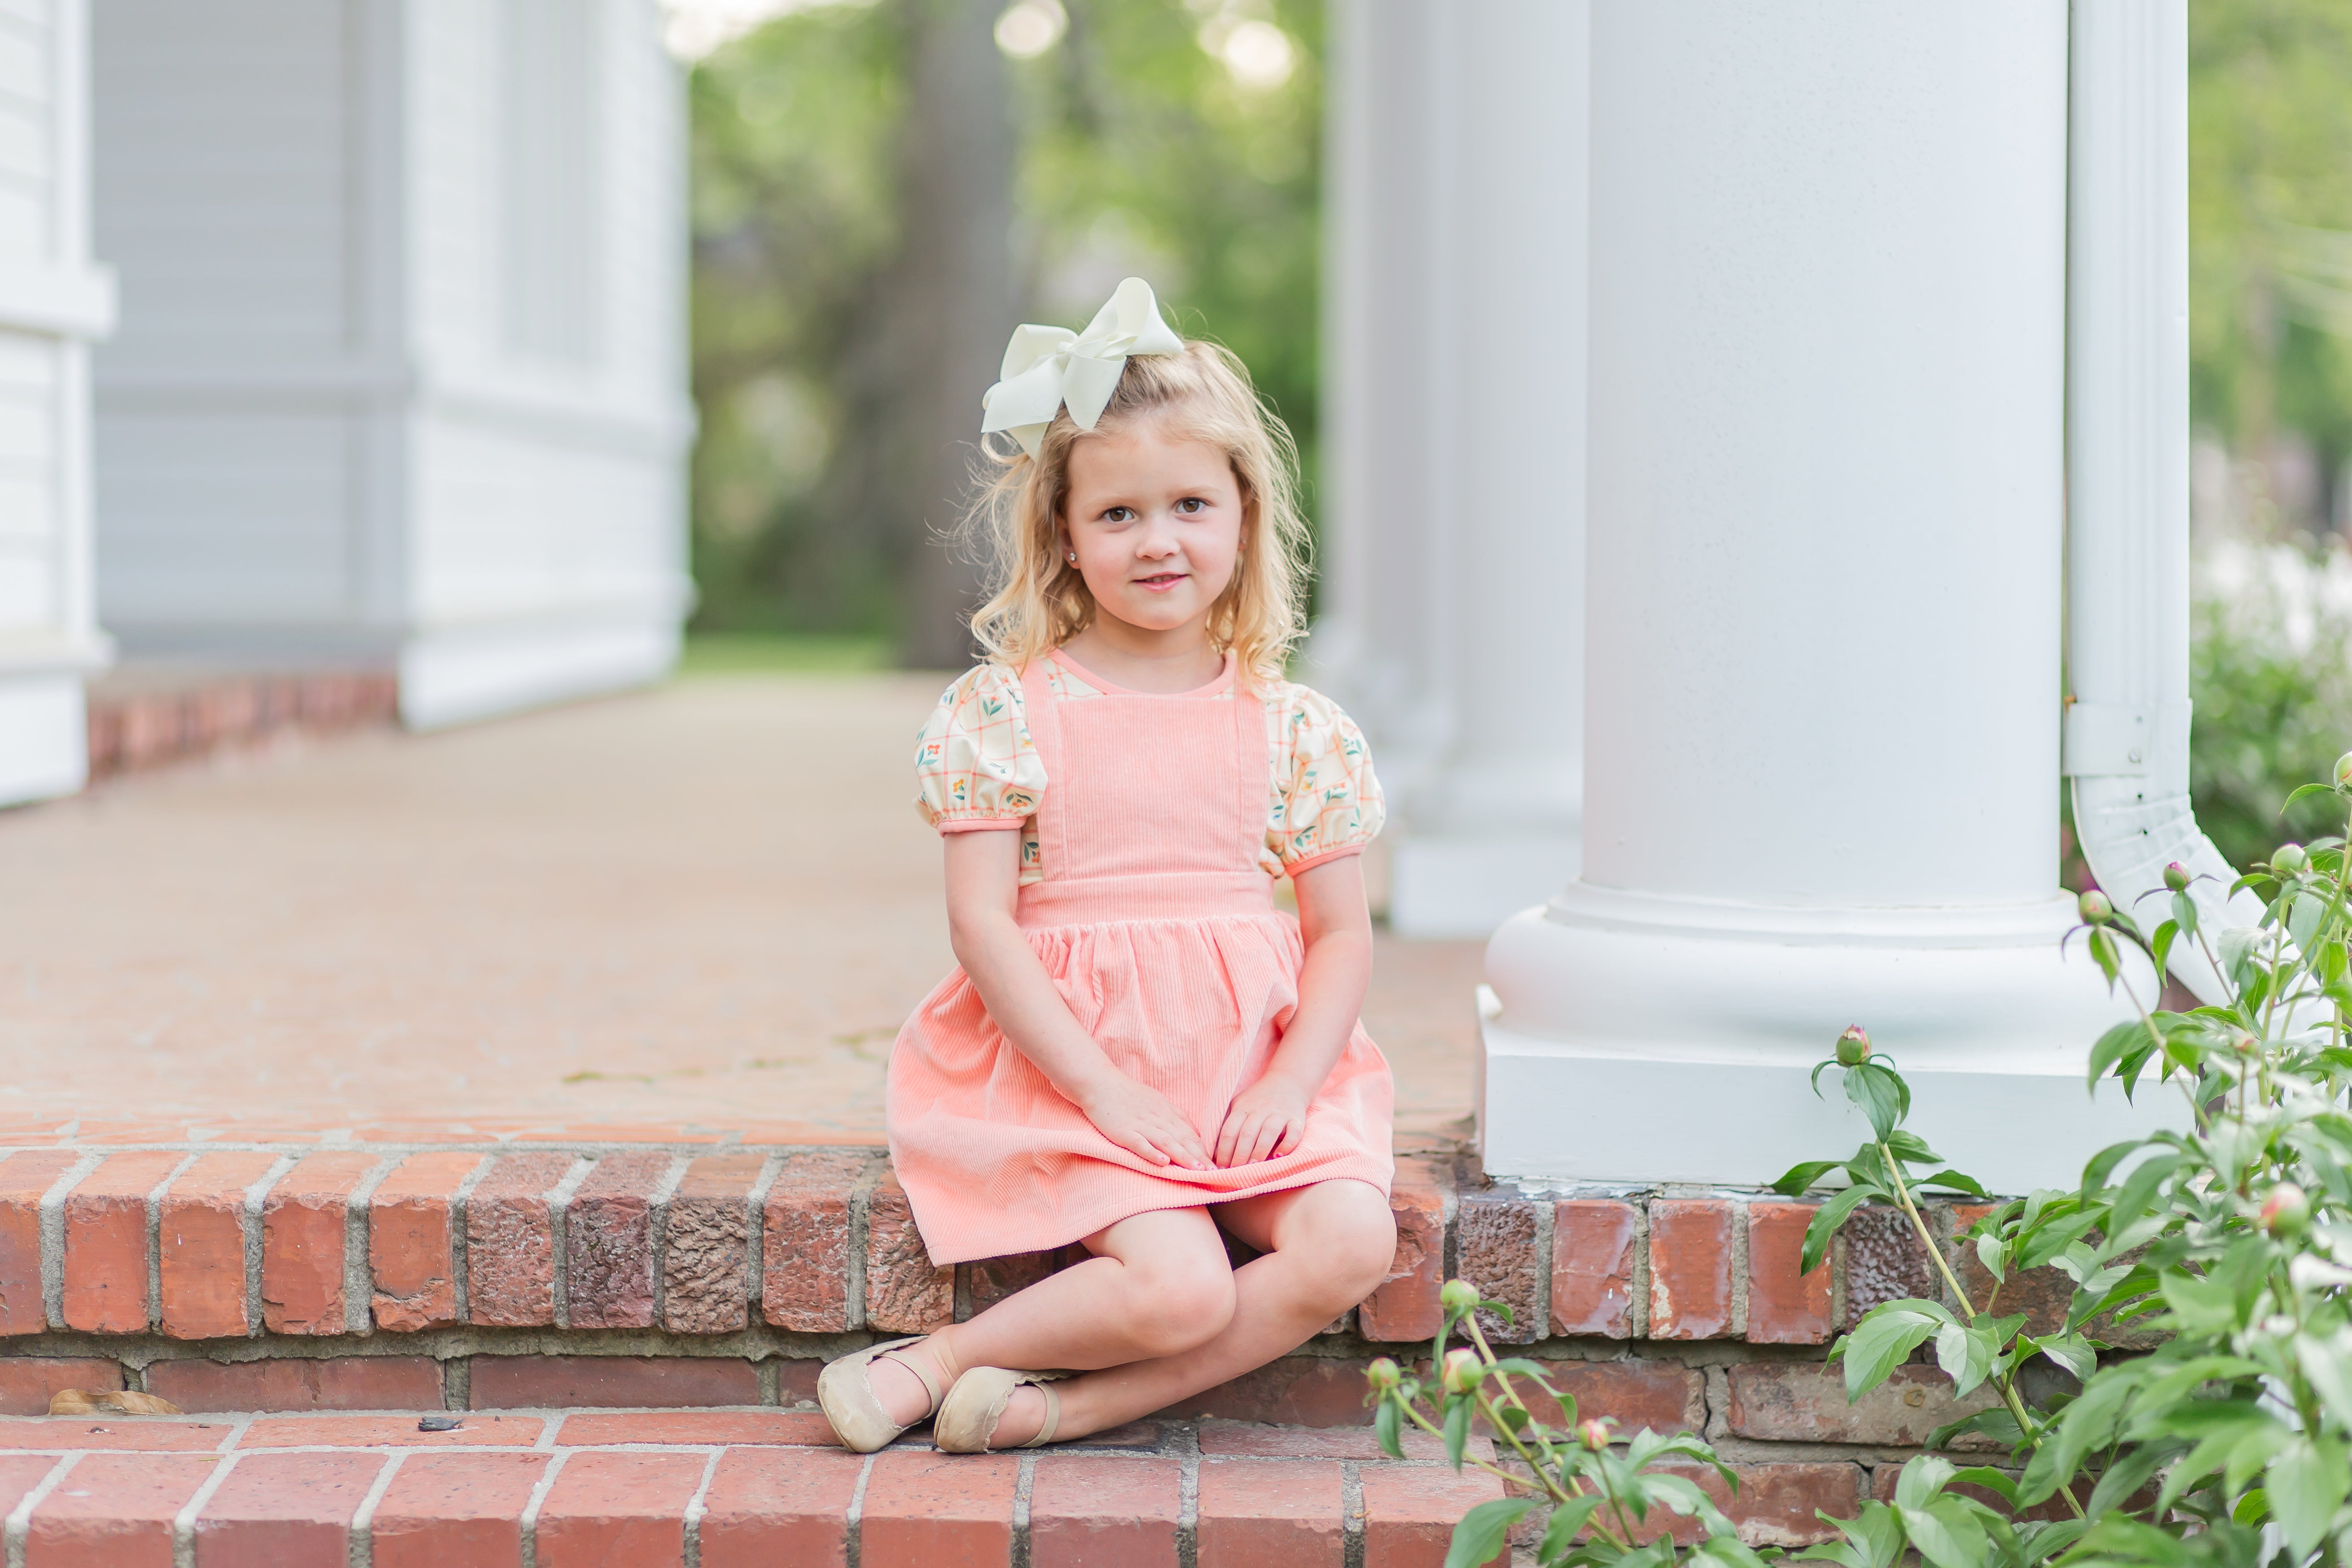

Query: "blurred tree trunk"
left=829, top=0, right=1016, bottom=669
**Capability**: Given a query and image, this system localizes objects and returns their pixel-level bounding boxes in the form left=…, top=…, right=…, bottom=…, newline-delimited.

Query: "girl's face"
left=1060, top=418, right=1245, bottom=644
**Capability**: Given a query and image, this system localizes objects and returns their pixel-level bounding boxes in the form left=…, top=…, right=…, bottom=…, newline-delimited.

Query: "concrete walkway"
left=0, top=674, right=1481, bottom=1149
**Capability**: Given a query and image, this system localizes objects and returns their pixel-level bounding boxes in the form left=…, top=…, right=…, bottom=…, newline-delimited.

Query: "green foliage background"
left=686, top=0, right=1320, bottom=638
left=2189, top=0, right=2352, bottom=488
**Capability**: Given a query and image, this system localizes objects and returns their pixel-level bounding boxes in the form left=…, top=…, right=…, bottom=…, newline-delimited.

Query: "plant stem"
left=1877, top=1143, right=2087, bottom=1521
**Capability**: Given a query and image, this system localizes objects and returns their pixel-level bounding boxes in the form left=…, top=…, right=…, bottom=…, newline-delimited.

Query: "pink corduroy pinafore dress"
left=886, top=653, right=1395, bottom=1265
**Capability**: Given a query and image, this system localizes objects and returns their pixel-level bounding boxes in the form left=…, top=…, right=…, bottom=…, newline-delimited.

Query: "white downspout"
left=2065, top=0, right=2264, bottom=1001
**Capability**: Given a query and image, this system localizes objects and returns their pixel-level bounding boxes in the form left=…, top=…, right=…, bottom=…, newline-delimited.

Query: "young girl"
left=818, top=280, right=1398, bottom=1454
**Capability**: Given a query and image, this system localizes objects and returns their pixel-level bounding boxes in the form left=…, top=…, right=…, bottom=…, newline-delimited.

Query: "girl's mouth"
left=1134, top=573, right=1188, bottom=592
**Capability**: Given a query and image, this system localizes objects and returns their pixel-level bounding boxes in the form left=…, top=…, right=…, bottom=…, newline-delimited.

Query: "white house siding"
left=90, top=0, right=690, bottom=727
left=91, top=0, right=392, bottom=654
left=400, top=0, right=691, bottom=727
left=0, top=0, right=112, bottom=806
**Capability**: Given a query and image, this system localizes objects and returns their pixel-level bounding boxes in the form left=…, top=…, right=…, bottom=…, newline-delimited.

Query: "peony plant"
left=1364, top=1278, right=1768, bottom=1568
left=1772, top=760, right=2352, bottom=1568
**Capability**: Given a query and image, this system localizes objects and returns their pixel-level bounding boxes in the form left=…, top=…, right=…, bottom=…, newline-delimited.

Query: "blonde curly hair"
left=965, top=340, right=1310, bottom=687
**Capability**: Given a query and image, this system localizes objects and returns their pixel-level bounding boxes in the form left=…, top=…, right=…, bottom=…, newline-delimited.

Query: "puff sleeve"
left=1270, top=685, right=1385, bottom=873
left=913, top=665, right=1045, bottom=832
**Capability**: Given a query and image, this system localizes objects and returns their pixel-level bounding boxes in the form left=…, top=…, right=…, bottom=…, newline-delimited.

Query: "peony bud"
left=1366, top=1357, right=1401, bottom=1393
left=1579, top=1418, right=1613, bottom=1451
left=2337, top=752, right=2352, bottom=789
left=2078, top=890, right=2113, bottom=924
left=1835, top=1026, right=1872, bottom=1067
left=2274, top=844, right=2309, bottom=874
left=2231, top=1031, right=2259, bottom=1057
left=2261, top=1183, right=2311, bottom=1240
left=1439, top=1279, right=1481, bottom=1317
left=2164, top=861, right=2190, bottom=893
left=1441, top=1348, right=1482, bottom=1395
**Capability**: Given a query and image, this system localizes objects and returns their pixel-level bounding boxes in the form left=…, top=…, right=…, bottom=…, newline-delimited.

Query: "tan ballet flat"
left=932, top=1366, right=1067, bottom=1453
left=816, top=1337, right=950, bottom=1453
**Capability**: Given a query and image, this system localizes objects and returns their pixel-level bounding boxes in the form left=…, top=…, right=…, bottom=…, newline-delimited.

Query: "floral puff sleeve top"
left=912, top=661, right=1385, bottom=884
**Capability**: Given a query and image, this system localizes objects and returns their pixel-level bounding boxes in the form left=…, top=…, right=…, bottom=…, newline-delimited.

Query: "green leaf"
left=1442, top=1395, right=1472, bottom=1470
left=1687, top=1538, right=1774, bottom=1568
left=2294, top=1328, right=2352, bottom=1416
left=1896, top=1498, right=1989, bottom=1568
left=2016, top=1366, right=2134, bottom=1506
left=2171, top=890, right=2201, bottom=938
left=1839, top=1302, right=1950, bottom=1400
left=1772, top=1160, right=1845, bottom=1197
left=1894, top=1455, right=1956, bottom=1510
left=2088, top=927, right=2122, bottom=986
left=1945, top=1468, right=2017, bottom=1504
left=2087, top=1020, right=2146, bottom=1085
left=1800, top=1183, right=1887, bottom=1276
left=1538, top=1495, right=1607, bottom=1559
left=1486, top=1358, right=1566, bottom=1397
left=1845, top=1503, right=1907, bottom=1568
left=1645, top=1473, right=1735, bottom=1537
left=2012, top=1519, right=2089, bottom=1564
left=1883, top=1130, right=1946, bottom=1165
left=1973, top=1231, right=2007, bottom=1285
left=1933, top=1322, right=1998, bottom=1399
left=1915, top=1169, right=1988, bottom=1197
left=1375, top=1397, right=1404, bottom=1460
left=2267, top=1436, right=2350, bottom=1560
left=2151, top=920, right=2178, bottom=983
left=1928, top=1406, right=2024, bottom=1453
left=1843, top=1063, right=1908, bottom=1140
left=2231, top=1488, right=2267, bottom=1526
left=2290, top=891, right=2330, bottom=950
left=2033, top=1332, right=2097, bottom=1382
left=1444, top=1496, right=1532, bottom=1568
left=2083, top=1441, right=2169, bottom=1519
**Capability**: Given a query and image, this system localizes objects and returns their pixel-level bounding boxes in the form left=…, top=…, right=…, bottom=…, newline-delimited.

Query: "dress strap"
left=1017, top=658, right=1066, bottom=881
left=1233, top=670, right=1271, bottom=873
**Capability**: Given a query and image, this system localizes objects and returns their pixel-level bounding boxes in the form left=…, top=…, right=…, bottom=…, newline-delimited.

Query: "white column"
left=1480, top=0, right=2158, bottom=1195
left=0, top=0, right=114, bottom=806
left=1311, top=0, right=1585, bottom=938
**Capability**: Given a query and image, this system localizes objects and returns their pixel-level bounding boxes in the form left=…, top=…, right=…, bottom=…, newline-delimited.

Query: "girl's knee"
left=1297, top=1189, right=1397, bottom=1303
left=1121, top=1252, right=1237, bottom=1356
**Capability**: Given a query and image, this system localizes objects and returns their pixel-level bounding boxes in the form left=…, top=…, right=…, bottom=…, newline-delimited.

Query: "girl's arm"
left=943, top=828, right=1213, bottom=1169
left=1212, top=855, right=1375, bottom=1167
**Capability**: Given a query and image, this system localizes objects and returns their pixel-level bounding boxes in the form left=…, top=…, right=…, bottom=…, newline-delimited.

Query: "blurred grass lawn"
left=677, top=633, right=891, bottom=675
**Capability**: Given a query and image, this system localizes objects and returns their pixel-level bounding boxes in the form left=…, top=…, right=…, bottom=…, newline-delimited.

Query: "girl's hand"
left=1079, top=1074, right=1212, bottom=1169
left=1214, top=1074, right=1310, bottom=1168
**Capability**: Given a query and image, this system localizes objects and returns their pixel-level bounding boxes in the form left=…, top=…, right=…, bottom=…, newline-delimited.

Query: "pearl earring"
left=1066, top=552, right=1077, bottom=564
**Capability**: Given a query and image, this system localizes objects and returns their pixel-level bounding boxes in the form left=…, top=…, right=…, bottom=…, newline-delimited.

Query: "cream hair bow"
left=980, top=277, right=1184, bottom=458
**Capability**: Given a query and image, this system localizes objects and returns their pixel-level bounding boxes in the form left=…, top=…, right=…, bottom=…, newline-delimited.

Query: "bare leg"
left=979, top=1179, right=1395, bottom=1446
left=864, top=1205, right=1238, bottom=1426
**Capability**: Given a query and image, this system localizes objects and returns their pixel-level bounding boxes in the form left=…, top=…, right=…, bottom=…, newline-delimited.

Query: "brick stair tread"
left=3, top=1136, right=2034, bottom=1351
left=0, top=1411, right=1508, bottom=1566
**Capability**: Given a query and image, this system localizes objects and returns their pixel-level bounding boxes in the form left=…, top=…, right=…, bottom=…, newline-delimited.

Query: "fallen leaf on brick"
left=48, top=1389, right=185, bottom=1416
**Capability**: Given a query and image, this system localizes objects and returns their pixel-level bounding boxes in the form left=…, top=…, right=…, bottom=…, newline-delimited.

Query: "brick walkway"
left=0, top=1407, right=1506, bottom=1564
left=0, top=674, right=1483, bottom=1147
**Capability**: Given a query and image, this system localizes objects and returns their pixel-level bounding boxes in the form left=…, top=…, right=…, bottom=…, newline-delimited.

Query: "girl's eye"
left=1175, top=497, right=1205, bottom=515
left=1101, top=506, right=1135, bottom=523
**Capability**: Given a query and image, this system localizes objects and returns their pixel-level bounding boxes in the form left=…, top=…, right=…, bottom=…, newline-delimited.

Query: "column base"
left=0, top=672, right=90, bottom=806
left=1478, top=884, right=2175, bottom=1193
left=1389, top=831, right=1579, bottom=939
